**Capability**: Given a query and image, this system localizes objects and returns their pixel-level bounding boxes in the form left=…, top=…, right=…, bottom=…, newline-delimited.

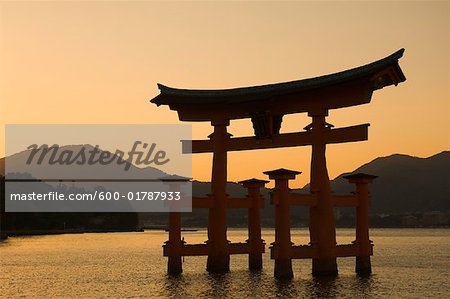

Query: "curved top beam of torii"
left=150, top=49, right=406, bottom=122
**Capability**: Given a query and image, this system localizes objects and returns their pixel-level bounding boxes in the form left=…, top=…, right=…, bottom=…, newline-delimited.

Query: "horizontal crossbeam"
left=163, top=242, right=264, bottom=256
left=290, top=193, right=317, bottom=206
left=192, top=196, right=264, bottom=209
left=270, top=243, right=372, bottom=259
left=227, top=197, right=252, bottom=208
left=182, top=124, right=369, bottom=154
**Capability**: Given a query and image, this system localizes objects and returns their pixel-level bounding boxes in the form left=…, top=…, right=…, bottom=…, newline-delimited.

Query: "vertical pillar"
left=207, top=119, right=230, bottom=272
left=162, top=176, right=190, bottom=275
left=307, top=110, right=338, bottom=276
left=344, top=173, right=377, bottom=275
left=239, top=178, right=268, bottom=270
left=0, top=176, right=7, bottom=240
left=264, top=168, right=301, bottom=279
left=167, top=211, right=182, bottom=275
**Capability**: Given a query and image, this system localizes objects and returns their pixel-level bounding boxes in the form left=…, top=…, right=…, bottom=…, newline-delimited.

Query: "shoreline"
left=3, top=228, right=144, bottom=237
left=2, top=226, right=449, bottom=238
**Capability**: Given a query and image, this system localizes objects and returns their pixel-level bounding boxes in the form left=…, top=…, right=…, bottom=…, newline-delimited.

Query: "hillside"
left=327, top=151, right=450, bottom=214
left=2, top=149, right=449, bottom=229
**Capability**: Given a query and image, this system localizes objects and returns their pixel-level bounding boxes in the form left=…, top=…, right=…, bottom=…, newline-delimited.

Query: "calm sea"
left=1, top=228, right=449, bottom=298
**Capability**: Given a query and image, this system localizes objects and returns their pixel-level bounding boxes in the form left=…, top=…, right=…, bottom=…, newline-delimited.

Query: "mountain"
left=167, top=151, right=450, bottom=227
left=326, top=151, right=450, bottom=214
left=0, top=145, right=169, bottom=233
left=2, top=148, right=449, bottom=229
left=0, top=144, right=167, bottom=181
left=189, top=151, right=450, bottom=217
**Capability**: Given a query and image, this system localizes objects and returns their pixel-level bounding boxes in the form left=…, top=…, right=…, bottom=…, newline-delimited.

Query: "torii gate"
left=150, top=49, right=406, bottom=275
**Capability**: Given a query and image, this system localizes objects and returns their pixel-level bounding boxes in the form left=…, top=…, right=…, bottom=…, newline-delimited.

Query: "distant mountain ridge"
left=326, top=151, right=450, bottom=213
left=2, top=148, right=449, bottom=216
left=181, top=151, right=450, bottom=228
left=0, top=144, right=167, bottom=180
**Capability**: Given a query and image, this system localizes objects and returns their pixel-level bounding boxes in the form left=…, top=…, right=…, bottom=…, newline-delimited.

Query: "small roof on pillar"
left=263, top=168, right=302, bottom=176
left=150, top=49, right=406, bottom=121
left=238, top=178, right=270, bottom=185
left=343, top=173, right=378, bottom=180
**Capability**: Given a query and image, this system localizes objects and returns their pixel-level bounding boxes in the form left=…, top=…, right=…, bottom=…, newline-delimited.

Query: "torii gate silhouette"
left=150, top=49, right=406, bottom=277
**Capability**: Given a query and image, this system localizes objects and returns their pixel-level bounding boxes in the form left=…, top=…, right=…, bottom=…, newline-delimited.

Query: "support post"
left=239, top=178, right=268, bottom=270
left=344, top=173, right=377, bottom=275
left=307, top=110, right=338, bottom=276
left=167, top=212, right=182, bottom=275
left=0, top=176, right=7, bottom=240
left=207, top=119, right=231, bottom=272
left=264, top=168, right=301, bottom=279
left=162, top=176, right=190, bottom=275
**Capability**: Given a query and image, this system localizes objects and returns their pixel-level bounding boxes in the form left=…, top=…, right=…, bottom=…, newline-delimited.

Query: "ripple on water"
left=1, top=228, right=449, bottom=298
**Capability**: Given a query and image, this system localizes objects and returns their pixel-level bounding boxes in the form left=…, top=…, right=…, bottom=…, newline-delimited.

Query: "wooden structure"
left=162, top=176, right=267, bottom=274
left=151, top=49, right=406, bottom=275
left=265, top=169, right=377, bottom=278
left=344, top=173, right=378, bottom=274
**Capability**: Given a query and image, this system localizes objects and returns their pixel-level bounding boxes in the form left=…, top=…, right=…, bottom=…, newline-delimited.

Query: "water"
left=1, top=229, right=449, bottom=298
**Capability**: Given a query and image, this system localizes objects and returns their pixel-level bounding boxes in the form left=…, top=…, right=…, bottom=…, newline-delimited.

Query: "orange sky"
left=0, top=1, right=449, bottom=187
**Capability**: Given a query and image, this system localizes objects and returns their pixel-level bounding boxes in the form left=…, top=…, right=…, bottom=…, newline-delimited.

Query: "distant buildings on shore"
left=400, top=212, right=450, bottom=227
left=365, top=211, right=450, bottom=228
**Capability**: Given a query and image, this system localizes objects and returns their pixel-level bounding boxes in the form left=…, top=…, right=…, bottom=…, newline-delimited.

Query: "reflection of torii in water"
left=151, top=49, right=406, bottom=277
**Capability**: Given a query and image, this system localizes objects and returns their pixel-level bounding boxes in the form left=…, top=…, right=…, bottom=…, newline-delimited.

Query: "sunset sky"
left=1, top=1, right=449, bottom=187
